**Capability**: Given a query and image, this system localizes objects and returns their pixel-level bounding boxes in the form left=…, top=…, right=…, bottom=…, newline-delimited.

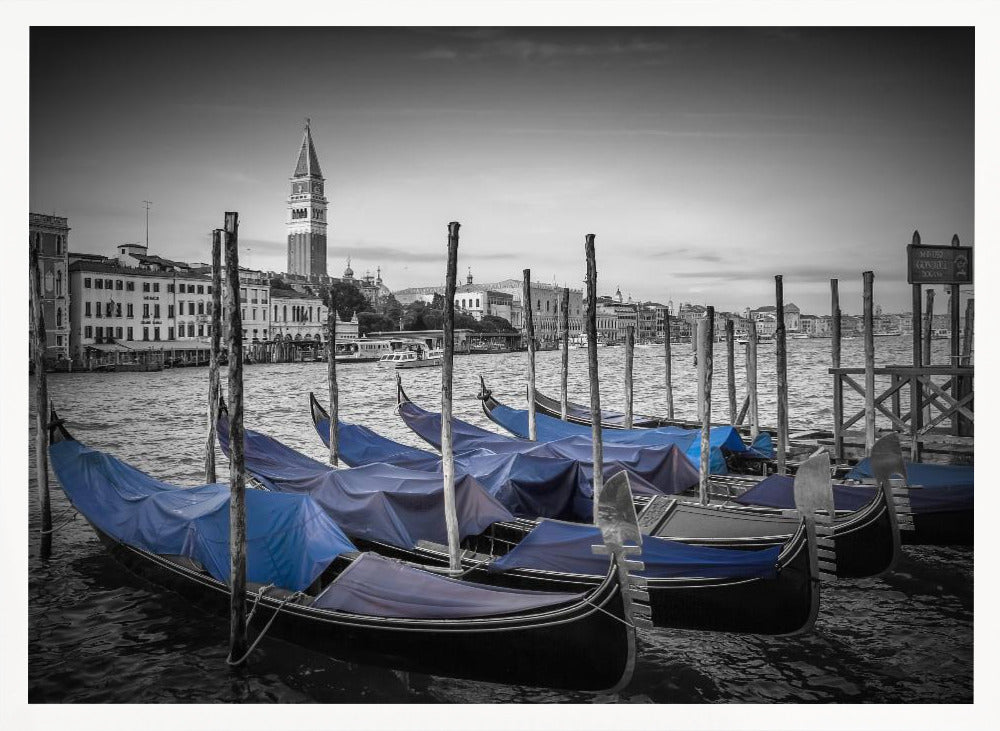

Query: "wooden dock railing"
left=829, top=364, right=973, bottom=460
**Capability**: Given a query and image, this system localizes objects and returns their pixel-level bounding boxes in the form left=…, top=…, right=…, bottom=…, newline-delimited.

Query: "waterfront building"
left=356, top=265, right=392, bottom=308
left=29, top=213, right=71, bottom=361
left=189, top=264, right=271, bottom=342
left=477, top=277, right=584, bottom=342
left=286, top=121, right=328, bottom=278
left=393, top=285, right=441, bottom=306
left=453, top=271, right=515, bottom=323
left=68, top=243, right=213, bottom=361
left=270, top=287, right=351, bottom=342
left=748, top=303, right=801, bottom=331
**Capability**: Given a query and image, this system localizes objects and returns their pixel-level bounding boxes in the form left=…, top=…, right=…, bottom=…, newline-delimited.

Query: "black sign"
left=907, top=245, right=973, bottom=285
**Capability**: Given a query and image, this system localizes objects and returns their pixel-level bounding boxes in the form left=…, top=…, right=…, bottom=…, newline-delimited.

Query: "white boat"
left=378, top=348, right=443, bottom=369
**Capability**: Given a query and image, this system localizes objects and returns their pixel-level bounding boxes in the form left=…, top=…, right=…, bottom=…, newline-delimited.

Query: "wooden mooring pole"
left=922, top=288, right=935, bottom=427
left=522, top=269, right=537, bottom=441
left=775, top=276, right=789, bottom=474
left=747, top=319, right=759, bottom=440
left=663, top=312, right=674, bottom=420
left=909, top=231, right=923, bottom=461
left=831, top=278, right=843, bottom=460
left=725, top=319, right=736, bottom=425
left=205, top=229, right=222, bottom=484
left=584, top=234, right=604, bottom=505
left=223, top=212, right=248, bottom=663
left=441, top=222, right=463, bottom=571
left=624, top=324, right=635, bottom=429
left=863, top=271, right=876, bottom=452
left=327, top=292, right=339, bottom=466
left=560, top=287, right=569, bottom=420
left=30, top=239, right=52, bottom=558
left=960, top=297, right=974, bottom=437
left=698, top=307, right=714, bottom=504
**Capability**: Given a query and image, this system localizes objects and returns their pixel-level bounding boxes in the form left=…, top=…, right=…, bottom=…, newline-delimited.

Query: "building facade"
left=287, top=122, right=328, bottom=278
left=29, top=213, right=71, bottom=360
left=270, top=288, right=329, bottom=342
left=68, top=243, right=214, bottom=358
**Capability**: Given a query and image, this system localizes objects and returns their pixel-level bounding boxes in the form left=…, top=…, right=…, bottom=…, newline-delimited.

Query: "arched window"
left=55, top=270, right=63, bottom=296
left=56, top=308, right=62, bottom=327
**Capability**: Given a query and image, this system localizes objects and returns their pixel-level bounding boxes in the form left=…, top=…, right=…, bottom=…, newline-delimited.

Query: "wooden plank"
left=522, top=269, right=537, bottom=441
left=29, top=236, right=52, bottom=558
left=441, top=222, right=462, bottom=571
left=584, top=234, right=604, bottom=506
left=223, top=211, right=247, bottom=662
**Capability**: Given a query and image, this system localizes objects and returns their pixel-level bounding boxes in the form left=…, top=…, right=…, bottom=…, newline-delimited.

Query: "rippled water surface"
left=28, top=337, right=972, bottom=702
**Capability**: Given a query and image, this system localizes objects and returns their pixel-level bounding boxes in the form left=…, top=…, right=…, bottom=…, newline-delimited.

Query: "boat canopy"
left=846, top=458, right=974, bottom=488
left=733, top=473, right=973, bottom=515
left=314, top=552, right=581, bottom=618
left=217, top=418, right=514, bottom=549
left=398, top=398, right=716, bottom=479
left=49, top=439, right=354, bottom=591
left=488, top=519, right=780, bottom=580
left=315, top=411, right=697, bottom=521
left=480, top=400, right=765, bottom=474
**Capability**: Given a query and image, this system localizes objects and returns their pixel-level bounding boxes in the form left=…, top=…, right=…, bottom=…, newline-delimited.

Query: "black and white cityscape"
left=15, top=16, right=985, bottom=731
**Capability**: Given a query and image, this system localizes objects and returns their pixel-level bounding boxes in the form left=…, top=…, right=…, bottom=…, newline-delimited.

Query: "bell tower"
left=287, top=120, right=328, bottom=277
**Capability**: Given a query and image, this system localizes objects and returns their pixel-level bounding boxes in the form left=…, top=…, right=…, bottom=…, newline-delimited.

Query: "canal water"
left=28, top=336, right=972, bottom=702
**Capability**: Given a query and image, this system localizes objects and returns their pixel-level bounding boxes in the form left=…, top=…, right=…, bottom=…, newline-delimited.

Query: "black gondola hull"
left=90, top=526, right=635, bottom=692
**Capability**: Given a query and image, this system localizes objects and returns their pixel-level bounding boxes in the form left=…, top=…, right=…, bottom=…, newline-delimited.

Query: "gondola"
left=534, top=388, right=676, bottom=429
left=730, top=451, right=972, bottom=545
left=232, top=403, right=827, bottom=635
left=46, top=408, right=640, bottom=692
left=393, top=382, right=904, bottom=579
left=479, top=377, right=774, bottom=474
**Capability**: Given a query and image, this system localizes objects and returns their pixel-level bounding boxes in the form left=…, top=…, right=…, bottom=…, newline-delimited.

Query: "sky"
left=29, top=26, right=974, bottom=315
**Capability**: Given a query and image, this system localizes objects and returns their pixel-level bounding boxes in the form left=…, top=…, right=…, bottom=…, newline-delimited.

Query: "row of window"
left=238, top=287, right=268, bottom=305
left=272, top=304, right=324, bottom=322
left=83, top=324, right=211, bottom=341
left=83, top=277, right=212, bottom=294
left=30, top=231, right=65, bottom=255
left=83, top=301, right=213, bottom=319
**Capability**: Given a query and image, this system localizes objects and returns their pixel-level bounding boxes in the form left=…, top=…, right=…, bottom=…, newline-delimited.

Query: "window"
left=240, top=288, right=247, bottom=303
left=168, top=305, right=175, bottom=318
left=476, top=298, right=480, bottom=308
left=106, top=302, right=114, bottom=317
left=143, top=304, right=150, bottom=318
left=115, top=303, right=122, bottom=317
left=261, top=293, right=267, bottom=304
left=126, top=327, right=133, bottom=341
left=143, top=282, right=150, bottom=292
left=96, top=279, right=104, bottom=290
left=56, top=308, right=62, bottom=327
left=116, top=280, right=123, bottom=290
left=126, top=281, right=134, bottom=291
left=242, top=308, right=246, bottom=321
left=253, top=329, right=258, bottom=340
left=96, top=326, right=103, bottom=339
left=85, top=302, right=91, bottom=316
left=56, top=270, right=63, bottom=296
left=105, top=279, right=113, bottom=289
left=252, top=308, right=257, bottom=321
left=116, top=327, right=123, bottom=339
left=168, top=327, right=174, bottom=340
left=188, top=302, right=195, bottom=315
left=84, top=326, right=92, bottom=338
left=84, top=278, right=91, bottom=288
left=207, top=302, right=212, bottom=314
left=167, top=284, right=174, bottom=293
left=197, top=285, right=204, bottom=294
left=154, top=327, right=160, bottom=341
left=56, top=335, right=63, bottom=347
left=274, top=305, right=278, bottom=320
left=208, top=286, right=213, bottom=295
left=283, top=306, right=287, bottom=322
left=198, top=324, right=204, bottom=337
left=186, top=284, right=194, bottom=293
left=188, top=323, right=195, bottom=337
left=537, top=299, right=541, bottom=310
left=154, top=304, right=160, bottom=318
left=153, top=282, right=160, bottom=292
left=95, top=302, right=102, bottom=318
left=127, top=303, right=134, bottom=318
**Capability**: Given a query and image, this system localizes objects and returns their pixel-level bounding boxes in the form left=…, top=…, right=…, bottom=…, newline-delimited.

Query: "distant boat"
left=379, top=348, right=443, bottom=369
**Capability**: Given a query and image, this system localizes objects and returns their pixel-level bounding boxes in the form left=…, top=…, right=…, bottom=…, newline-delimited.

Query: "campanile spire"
left=287, top=121, right=328, bottom=277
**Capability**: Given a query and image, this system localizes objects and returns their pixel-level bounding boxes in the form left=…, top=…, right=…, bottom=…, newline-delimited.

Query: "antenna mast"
left=142, top=200, right=153, bottom=247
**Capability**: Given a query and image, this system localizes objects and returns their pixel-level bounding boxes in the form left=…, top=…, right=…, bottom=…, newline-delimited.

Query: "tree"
left=327, top=281, right=371, bottom=321
left=380, top=293, right=404, bottom=326
left=357, top=312, right=396, bottom=336
left=479, top=315, right=516, bottom=333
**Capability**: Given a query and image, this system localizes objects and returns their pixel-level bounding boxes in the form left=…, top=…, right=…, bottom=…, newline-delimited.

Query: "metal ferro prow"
left=792, top=450, right=837, bottom=582
left=592, top=470, right=654, bottom=630
left=870, top=432, right=913, bottom=566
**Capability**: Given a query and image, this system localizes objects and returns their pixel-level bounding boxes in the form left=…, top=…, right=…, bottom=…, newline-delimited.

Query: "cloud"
left=416, top=34, right=672, bottom=64
left=326, top=244, right=516, bottom=263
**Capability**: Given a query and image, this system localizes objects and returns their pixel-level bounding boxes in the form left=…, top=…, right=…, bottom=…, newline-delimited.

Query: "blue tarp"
left=314, top=552, right=582, bottom=617
left=49, top=439, right=354, bottom=591
left=480, top=401, right=760, bottom=474
left=398, top=398, right=729, bottom=475
left=733, top=473, right=974, bottom=515
left=847, top=458, right=974, bottom=488
left=489, top=519, right=781, bottom=579
left=315, top=413, right=699, bottom=521
left=218, top=417, right=515, bottom=548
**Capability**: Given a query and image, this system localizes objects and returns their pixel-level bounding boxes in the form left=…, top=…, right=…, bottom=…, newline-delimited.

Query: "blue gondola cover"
left=314, top=552, right=582, bottom=618
left=489, top=519, right=780, bottom=579
left=49, top=439, right=355, bottom=591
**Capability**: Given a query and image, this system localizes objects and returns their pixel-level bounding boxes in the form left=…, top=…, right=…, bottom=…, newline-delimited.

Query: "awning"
left=126, top=340, right=211, bottom=351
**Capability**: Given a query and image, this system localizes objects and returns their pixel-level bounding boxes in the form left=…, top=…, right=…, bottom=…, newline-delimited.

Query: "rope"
left=583, top=596, right=637, bottom=629
left=225, top=587, right=304, bottom=667
left=39, top=508, right=79, bottom=535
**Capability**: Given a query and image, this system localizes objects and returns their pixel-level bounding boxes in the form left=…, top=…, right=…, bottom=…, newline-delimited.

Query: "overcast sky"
left=30, top=27, right=973, bottom=314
